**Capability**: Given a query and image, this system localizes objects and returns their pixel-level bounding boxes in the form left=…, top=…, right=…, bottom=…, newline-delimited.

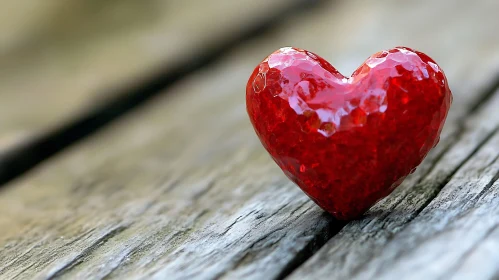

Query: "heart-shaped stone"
left=246, top=47, right=452, bottom=220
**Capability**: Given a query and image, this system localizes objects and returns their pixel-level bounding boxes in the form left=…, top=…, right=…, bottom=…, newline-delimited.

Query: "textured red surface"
left=246, top=47, right=452, bottom=220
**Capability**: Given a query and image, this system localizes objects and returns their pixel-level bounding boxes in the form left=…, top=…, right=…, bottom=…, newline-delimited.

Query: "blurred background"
left=0, top=0, right=498, bottom=182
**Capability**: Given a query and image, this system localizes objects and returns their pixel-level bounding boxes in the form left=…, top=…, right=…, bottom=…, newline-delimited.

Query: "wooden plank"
left=0, top=0, right=498, bottom=279
left=0, top=0, right=302, bottom=152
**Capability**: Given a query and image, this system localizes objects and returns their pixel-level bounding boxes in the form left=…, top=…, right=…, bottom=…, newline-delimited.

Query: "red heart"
left=246, top=47, right=452, bottom=220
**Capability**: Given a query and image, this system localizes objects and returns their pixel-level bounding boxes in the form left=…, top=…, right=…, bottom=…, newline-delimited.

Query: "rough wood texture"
left=0, top=0, right=498, bottom=279
left=0, top=0, right=297, bottom=152
left=289, top=91, right=499, bottom=280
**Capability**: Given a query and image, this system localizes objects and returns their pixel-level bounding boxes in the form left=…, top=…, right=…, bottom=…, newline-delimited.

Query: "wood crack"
left=0, top=239, right=45, bottom=274
left=365, top=126, right=499, bottom=279
left=47, top=225, right=129, bottom=279
left=320, top=125, right=498, bottom=279
left=220, top=210, right=257, bottom=237
left=408, top=126, right=499, bottom=219
left=101, top=226, right=193, bottom=280
left=11, top=262, right=37, bottom=280
left=275, top=215, right=344, bottom=280
left=470, top=156, right=499, bottom=205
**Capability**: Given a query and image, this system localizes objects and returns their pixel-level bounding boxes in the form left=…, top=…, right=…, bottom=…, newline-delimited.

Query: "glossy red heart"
left=246, top=47, right=452, bottom=220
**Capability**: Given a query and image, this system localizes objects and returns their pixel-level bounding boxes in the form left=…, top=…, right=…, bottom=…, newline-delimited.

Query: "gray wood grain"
left=0, top=0, right=296, bottom=152
left=0, top=0, right=498, bottom=279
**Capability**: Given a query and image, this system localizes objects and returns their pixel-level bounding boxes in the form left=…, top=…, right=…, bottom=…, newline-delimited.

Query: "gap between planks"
left=0, top=0, right=328, bottom=187
left=281, top=84, right=499, bottom=280
left=286, top=90, right=499, bottom=279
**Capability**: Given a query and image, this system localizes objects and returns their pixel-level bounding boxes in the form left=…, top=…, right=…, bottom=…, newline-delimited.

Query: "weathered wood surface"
left=289, top=91, right=499, bottom=280
left=0, top=0, right=499, bottom=279
left=0, top=0, right=298, bottom=152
